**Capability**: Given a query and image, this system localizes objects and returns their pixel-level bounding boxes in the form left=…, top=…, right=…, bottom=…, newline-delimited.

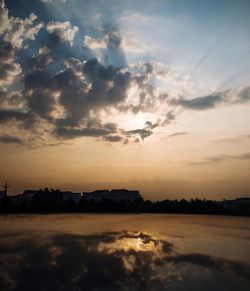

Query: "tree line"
left=0, top=188, right=249, bottom=216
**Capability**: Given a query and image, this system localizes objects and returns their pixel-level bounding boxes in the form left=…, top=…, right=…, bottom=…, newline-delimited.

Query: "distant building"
left=83, top=189, right=142, bottom=202
left=0, top=191, right=5, bottom=200
left=61, top=191, right=81, bottom=203
left=23, top=190, right=38, bottom=205
left=22, top=189, right=82, bottom=206
left=10, top=194, right=24, bottom=206
left=222, top=197, right=250, bottom=212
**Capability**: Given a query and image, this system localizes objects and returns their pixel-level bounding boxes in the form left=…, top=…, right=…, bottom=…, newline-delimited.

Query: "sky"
left=0, top=0, right=250, bottom=200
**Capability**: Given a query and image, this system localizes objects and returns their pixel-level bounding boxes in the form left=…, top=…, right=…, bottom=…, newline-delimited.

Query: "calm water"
left=0, top=214, right=250, bottom=291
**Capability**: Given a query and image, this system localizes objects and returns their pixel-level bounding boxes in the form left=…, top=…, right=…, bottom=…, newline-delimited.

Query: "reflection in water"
left=98, top=231, right=164, bottom=252
left=0, top=216, right=250, bottom=291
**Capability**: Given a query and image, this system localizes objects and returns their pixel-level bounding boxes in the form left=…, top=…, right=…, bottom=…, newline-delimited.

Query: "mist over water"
left=0, top=214, right=250, bottom=290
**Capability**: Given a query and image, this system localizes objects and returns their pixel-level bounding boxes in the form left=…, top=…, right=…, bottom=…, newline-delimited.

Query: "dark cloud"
left=190, top=152, right=250, bottom=165
left=24, top=62, right=55, bottom=120
left=238, top=87, right=250, bottom=102
left=0, top=90, right=24, bottom=107
left=55, top=120, right=120, bottom=140
left=0, top=134, right=23, bottom=144
left=124, top=120, right=160, bottom=142
left=99, top=21, right=126, bottom=67
left=145, top=120, right=158, bottom=129
left=83, top=58, right=131, bottom=104
left=145, top=62, right=153, bottom=74
left=27, top=89, right=55, bottom=119
left=52, top=58, right=132, bottom=131
left=162, top=110, right=176, bottom=125
left=170, top=94, right=222, bottom=110
left=237, top=152, right=250, bottom=160
left=0, top=109, right=29, bottom=123
left=168, top=131, right=188, bottom=138
left=46, top=21, right=78, bottom=46
left=0, top=109, right=38, bottom=131
left=55, top=125, right=116, bottom=139
left=25, top=70, right=54, bottom=90
left=170, top=86, right=250, bottom=111
left=27, top=47, right=52, bottom=71
left=125, top=128, right=153, bottom=140
left=103, top=135, right=123, bottom=142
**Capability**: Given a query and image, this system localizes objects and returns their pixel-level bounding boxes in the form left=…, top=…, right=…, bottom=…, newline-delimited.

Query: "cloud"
left=0, top=37, right=170, bottom=146
left=0, top=90, right=23, bottom=107
left=170, top=94, right=223, bottom=110
left=124, top=120, right=160, bottom=141
left=0, top=51, right=21, bottom=88
left=0, top=109, right=30, bottom=123
left=238, top=87, right=250, bottom=103
left=121, top=35, right=152, bottom=54
left=190, top=152, right=250, bottom=165
left=55, top=123, right=118, bottom=139
left=0, top=108, right=39, bottom=136
left=83, top=35, right=107, bottom=50
left=27, top=47, right=52, bottom=71
left=83, top=21, right=127, bottom=68
left=27, top=88, right=56, bottom=119
left=0, top=3, right=43, bottom=49
left=51, top=58, right=132, bottom=134
left=0, top=50, right=176, bottom=145
left=1, top=0, right=249, bottom=147
left=170, top=86, right=250, bottom=111
left=215, top=134, right=250, bottom=144
left=0, top=1, right=43, bottom=91
left=125, top=128, right=153, bottom=140
left=0, top=134, right=23, bottom=144
left=46, top=21, right=78, bottom=46
left=103, top=135, right=123, bottom=142
left=0, top=2, right=197, bottom=146
left=168, top=131, right=188, bottom=138
left=162, top=110, right=176, bottom=126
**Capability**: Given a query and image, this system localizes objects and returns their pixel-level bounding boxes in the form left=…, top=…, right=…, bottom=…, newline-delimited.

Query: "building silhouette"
left=83, top=189, right=142, bottom=202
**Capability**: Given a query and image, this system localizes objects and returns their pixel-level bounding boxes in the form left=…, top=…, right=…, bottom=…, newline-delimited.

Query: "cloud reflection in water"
left=0, top=230, right=249, bottom=291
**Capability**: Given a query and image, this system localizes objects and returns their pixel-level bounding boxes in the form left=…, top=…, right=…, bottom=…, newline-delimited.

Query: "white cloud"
left=0, top=1, right=43, bottom=89
left=0, top=61, right=22, bottom=88
left=25, top=22, right=44, bottom=40
left=46, top=21, right=78, bottom=46
left=122, top=35, right=152, bottom=54
left=0, top=2, right=43, bottom=49
left=83, top=35, right=108, bottom=50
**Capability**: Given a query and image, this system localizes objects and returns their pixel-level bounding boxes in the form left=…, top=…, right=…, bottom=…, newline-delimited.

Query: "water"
left=0, top=214, right=250, bottom=290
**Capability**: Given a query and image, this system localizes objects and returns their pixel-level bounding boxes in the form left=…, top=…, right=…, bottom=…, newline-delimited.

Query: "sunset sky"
left=1, top=0, right=250, bottom=200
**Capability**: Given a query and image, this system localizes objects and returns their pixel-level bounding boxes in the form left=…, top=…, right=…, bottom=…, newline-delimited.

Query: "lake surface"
left=0, top=214, right=250, bottom=290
